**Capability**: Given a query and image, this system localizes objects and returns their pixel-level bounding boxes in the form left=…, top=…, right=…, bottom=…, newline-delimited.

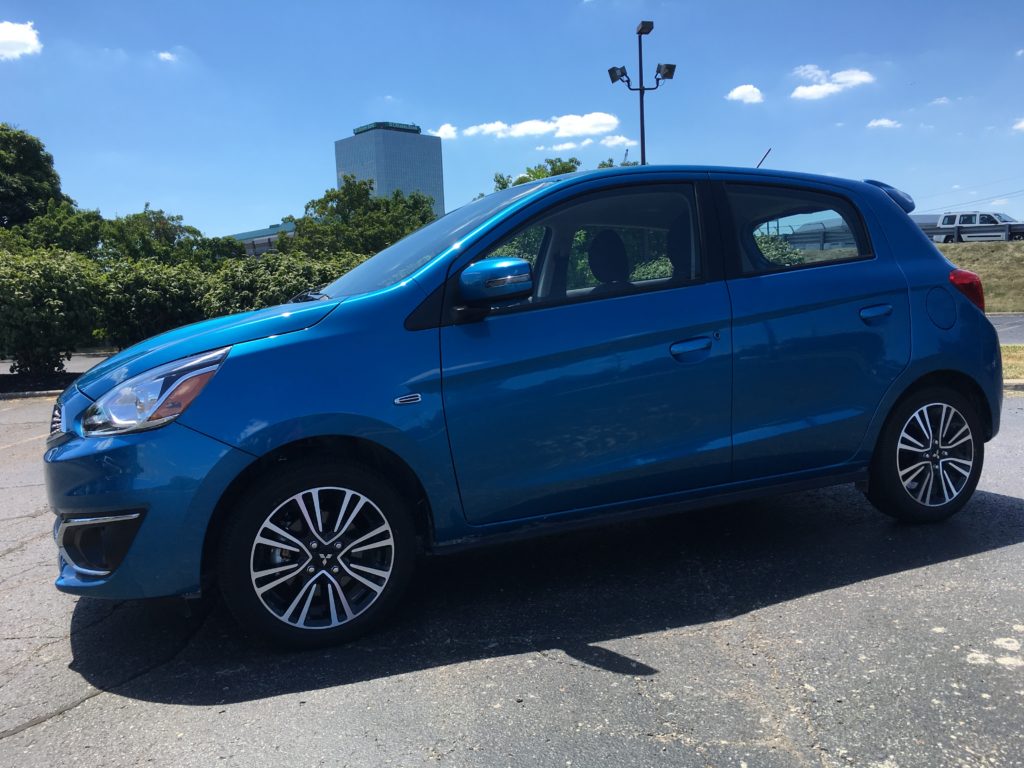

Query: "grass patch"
left=1003, top=345, right=1024, bottom=380
left=936, top=241, right=1024, bottom=313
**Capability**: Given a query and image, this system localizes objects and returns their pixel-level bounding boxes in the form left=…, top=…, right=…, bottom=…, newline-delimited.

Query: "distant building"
left=230, top=222, right=296, bottom=256
left=334, top=122, right=445, bottom=218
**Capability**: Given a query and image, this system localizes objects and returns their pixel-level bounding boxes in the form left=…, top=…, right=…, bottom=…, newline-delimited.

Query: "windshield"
left=321, top=181, right=553, bottom=298
left=995, top=213, right=1017, bottom=223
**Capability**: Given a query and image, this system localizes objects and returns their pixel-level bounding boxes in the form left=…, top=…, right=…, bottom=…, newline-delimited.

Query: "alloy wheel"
left=896, top=402, right=974, bottom=507
left=249, top=486, right=395, bottom=629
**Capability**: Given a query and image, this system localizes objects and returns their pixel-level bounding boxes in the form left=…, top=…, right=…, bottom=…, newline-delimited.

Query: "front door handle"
left=669, top=337, right=713, bottom=361
left=859, top=303, right=893, bottom=323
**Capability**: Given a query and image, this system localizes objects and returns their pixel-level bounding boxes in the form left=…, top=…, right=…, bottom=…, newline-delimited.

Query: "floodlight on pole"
left=607, top=66, right=629, bottom=85
left=608, top=20, right=676, bottom=165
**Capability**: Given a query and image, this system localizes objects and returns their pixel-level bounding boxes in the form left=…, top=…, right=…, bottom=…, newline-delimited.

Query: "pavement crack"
left=0, top=530, right=51, bottom=560
left=0, top=609, right=212, bottom=742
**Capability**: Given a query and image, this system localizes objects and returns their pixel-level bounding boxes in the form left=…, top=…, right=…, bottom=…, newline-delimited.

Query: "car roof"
left=543, top=164, right=873, bottom=190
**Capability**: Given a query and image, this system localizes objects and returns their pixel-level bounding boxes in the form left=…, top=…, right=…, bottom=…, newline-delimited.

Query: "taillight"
left=949, top=269, right=984, bottom=312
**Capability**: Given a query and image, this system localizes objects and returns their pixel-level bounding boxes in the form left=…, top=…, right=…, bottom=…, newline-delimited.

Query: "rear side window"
left=724, top=184, right=871, bottom=275
left=941, top=215, right=957, bottom=225
left=959, top=214, right=977, bottom=225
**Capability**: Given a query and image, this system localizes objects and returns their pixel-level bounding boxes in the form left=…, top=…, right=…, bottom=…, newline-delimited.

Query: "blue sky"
left=2, top=0, right=1023, bottom=236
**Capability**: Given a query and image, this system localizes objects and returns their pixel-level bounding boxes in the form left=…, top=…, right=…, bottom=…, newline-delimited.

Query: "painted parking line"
left=0, top=433, right=48, bottom=452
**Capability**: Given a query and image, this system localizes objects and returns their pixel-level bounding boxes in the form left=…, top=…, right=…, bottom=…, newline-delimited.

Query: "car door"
left=713, top=177, right=911, bottom=480
left=440, top=179, right=733, bottom=526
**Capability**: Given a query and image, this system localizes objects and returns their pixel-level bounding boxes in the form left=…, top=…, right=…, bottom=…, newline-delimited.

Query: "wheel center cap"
left=319, top=553, right=331, bottom=566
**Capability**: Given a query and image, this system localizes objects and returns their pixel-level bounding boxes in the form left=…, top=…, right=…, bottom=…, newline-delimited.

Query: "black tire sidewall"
left=218, top=460, right=417, bottom=649
left=867, top=387, right=984, bottom=523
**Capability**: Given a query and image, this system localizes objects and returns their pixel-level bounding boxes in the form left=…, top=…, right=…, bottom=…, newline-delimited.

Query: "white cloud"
left=952, top=184, right=961, bottom=189
left=157, top=51, right=177, bottom=62
left=867, top=117, right=902, bottom=129
left=930, top=96, right=951, bottom=106
left=463, top=121, right=508, bottom=137
left=550, top=141, right=577, bottom=151
left=0, top=20, right=42, bottom=61
left=790, top=64, right=874, bottom=100
left=581, top=138, right=594, bottom=146
left=835, top=122, right=845, bottom=127
left=463, top=112, right=619, bottom=139
left=427, top=123, right=457, bottom=140
left=725, top=84, right=763, bottom=104
left=1013, top=118, right=1024, bottom=132
left=919, top=122, right=935, bottom=129
left=990, top=198, right=1010, bottom=206
left=600, top=135, right=637, bottom=148
left=1017, top=49, right=1024, bottom=57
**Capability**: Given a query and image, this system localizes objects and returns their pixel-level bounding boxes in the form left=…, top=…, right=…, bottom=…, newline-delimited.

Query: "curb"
left=0, top=390, right=63, bottom=401
left=1006, top=380, right=1024, bottom=393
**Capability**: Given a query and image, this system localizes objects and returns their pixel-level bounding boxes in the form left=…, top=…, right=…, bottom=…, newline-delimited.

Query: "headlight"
left=81, top=347, right=230, bottom=436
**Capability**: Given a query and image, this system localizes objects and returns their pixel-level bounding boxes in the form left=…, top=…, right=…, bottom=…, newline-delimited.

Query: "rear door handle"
left=670, top=337, right=713, bottom=361
left=859, top=303, right=893, bottom=323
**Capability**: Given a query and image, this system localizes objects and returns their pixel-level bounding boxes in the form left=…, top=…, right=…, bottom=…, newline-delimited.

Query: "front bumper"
left=45, top=400, right=253, bottom=600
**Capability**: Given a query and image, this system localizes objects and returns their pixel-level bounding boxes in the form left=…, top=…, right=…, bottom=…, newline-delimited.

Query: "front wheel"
left=866, top=388, right=984, bottom=523
left=1011, top=232, right=1024, bottom=241
left=218, top=461, right=417, bottom=648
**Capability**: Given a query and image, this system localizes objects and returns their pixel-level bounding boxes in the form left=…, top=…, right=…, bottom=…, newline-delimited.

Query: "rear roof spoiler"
left=864, top=179, right=915, bottom=213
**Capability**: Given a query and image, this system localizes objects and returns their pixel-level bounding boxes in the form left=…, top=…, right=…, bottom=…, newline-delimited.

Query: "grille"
left=50, top=401, right=63, bottom=435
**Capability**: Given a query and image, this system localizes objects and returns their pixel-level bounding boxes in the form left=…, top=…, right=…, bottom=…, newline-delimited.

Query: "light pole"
left=608, top=20, right=675, bottom=165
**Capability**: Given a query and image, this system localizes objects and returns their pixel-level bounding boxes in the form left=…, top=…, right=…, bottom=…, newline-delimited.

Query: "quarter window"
left=724, top=184, right=871, bottom=275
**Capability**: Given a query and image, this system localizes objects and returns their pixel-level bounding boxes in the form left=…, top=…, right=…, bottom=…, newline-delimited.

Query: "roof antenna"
left=756, top=147, right=772, bottom=169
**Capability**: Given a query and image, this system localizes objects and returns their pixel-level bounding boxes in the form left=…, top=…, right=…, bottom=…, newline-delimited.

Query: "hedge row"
left=0, top=249, right=362, bottom=375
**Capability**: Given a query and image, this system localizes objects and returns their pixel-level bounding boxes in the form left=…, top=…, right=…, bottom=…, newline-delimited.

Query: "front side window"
left=941, top=215, right=957, bottom=225
left=470, top=184, right=702, bottom=306
left=724, top=184, right=871, bottom=275
left=979, top=214, right=997, bottom=225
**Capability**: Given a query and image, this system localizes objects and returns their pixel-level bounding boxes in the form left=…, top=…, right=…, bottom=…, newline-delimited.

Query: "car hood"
left=76, top=299, right=342, bottom=400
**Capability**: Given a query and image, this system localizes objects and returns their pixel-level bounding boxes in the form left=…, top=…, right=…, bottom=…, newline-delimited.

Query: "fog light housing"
left=55, top=512, right=144, bottom=577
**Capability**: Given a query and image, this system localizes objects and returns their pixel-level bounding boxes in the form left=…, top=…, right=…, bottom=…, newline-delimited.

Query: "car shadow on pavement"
left=67, top=484, right=1024, bottom=705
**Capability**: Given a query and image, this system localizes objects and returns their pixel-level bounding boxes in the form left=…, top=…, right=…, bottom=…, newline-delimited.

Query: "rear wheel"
left=942, top=235, right=955, bottom=244
left=866, top=388, right=983, bottom=523
left=218, top=461, right=416, bottom=648
left=1011, top=232, right=1024, bottom=241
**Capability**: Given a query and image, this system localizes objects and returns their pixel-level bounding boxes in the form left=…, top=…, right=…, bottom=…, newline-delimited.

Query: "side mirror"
left=458, top=258, right=533, bottom=305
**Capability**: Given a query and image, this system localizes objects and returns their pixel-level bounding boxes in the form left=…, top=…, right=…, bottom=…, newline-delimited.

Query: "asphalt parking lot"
left=0, top=394, right=1022, bottom=767
left=991, top=314, right=1024, bottom=346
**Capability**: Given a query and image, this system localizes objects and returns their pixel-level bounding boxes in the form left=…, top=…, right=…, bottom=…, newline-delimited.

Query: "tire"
left=218, top=460, right=417, bottom=648
left=942, top=235, right=954, bottom=244
left=866, top=387, right=984, bottom=523
left=1011, top=233, right=1024, bottom=242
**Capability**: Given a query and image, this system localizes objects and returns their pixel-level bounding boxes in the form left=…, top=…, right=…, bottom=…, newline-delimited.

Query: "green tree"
left=10, top=199, right=103, bottom=254
left=278, top=176, right=436, bottom=259
left=98, top=259, right=208, bottom=349
left=0, top=123, right=73, bottom=228
left=754, top=233, right=804, bottom=266
left=100, top=204, right=201, bottom=262
left=99, top=204, right=242, bottom=266
left=597, top=157, right=640, bottom=168
left=493, top=157, right=582, bottom=191
left=0, top=249, right=102, bottom=374
left=202, top=252, right=355, bottom=317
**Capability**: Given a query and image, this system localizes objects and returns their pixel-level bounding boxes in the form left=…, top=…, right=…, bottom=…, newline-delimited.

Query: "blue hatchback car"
left=44, top=166, right=1003, bottom=647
